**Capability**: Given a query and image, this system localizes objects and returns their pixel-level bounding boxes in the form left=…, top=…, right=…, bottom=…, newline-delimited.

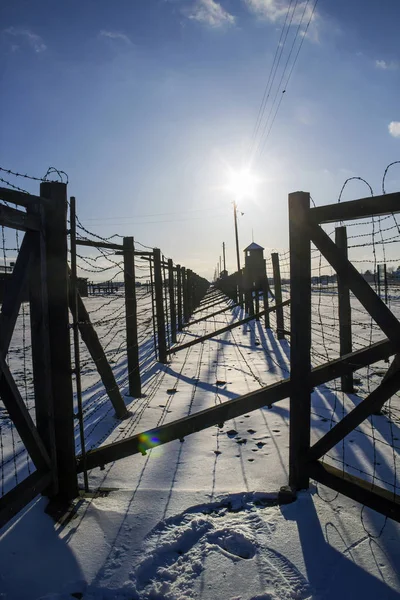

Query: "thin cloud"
left=245, top=0, right=315, bottom=23
left=3, top=27, right=46, bottom=52
left=389, top=122, right=400, bottom=138
left=245, top=0, right=319, bottom=40
left=375, top=59, right=398, bottom=71
left=99, top=30, right=132, bottom=45
left=184, top=0, right=235, bottom=28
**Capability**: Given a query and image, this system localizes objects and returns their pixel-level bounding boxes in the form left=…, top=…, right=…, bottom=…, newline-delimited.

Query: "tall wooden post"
left=289, top=191, right=311, bottom=491
left=153, top=249, right=167, bottom=363
left=40, top=181, right=78, bottom=500
left=262, top=275, right=270, bottom=329
left=176, top=264, right=183, bottom=331
left=271, top=253, right=285, bottom=339
left=181, top=267, right=188, bottom=323
left=28, top=200, right=58, bottom=496
left=255, top=285, right=260, bottom=319
left=186, top=269, right=193, bottom=319
left=384, top=263, right=388, bottom=304
left=123, top=237, right=141, bottom=397
left=162, top=258, right=170, bottom=350
left=377, top=264, right=381, bottom=299
left=335, top=226, right=354, bottom=393
left=69, top=197, right=89, bottom=492
left=168, top=259, right=177, bottom=344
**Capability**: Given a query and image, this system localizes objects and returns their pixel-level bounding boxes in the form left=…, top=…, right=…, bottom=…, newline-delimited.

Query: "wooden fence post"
left=335, top=226, right=354, bottom=394
left=28, top=200, right=58, bottom=496
left=186, top=269, right=193, bottom=319
left=271, top=253, right=285, bottom=339
left=289, top=191, right=311, bottom=491
left=168, top=259, right=177, bottom=344
left=377, top=264, right=381, bottom=299
left=40, top=181, right=78, bottom=500
left=182, top=266, right=189, bottom=323
left=176, top=264, right=183, bottom=331
left=262, top=275, right=270, bottom=329
left=123, top=237, right=141, bottom=397
left=153, top=248, right=167, bottom=363
left=255, top=285, right=260, bottom=319
left=69, top=197, right=89, bottom=492
left=384, top=263, right=388, bottom=304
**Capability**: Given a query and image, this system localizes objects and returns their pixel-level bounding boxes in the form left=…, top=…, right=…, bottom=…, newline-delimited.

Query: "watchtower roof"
left=244, top=242, right=264, bottom=252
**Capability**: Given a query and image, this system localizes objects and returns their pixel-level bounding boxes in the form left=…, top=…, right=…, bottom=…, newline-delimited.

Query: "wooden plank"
left=309, top=191, right=400, bottom=224
left=41, top=181, right=78, bottom=500
left=335, top=227, right=354, bottom=393
left=271, top=253, right=285, bottom=339
left=0, top=204, right=40, bottom=232
left=308, top=461, right=400, bottom=523
left=0, top=470, right=52, bottom=531
left=309, top=222, right=400, bottom=348
left=77, top=337, right=395, bottom=472
left=0, top=232, right=34, bottom=356
left=0, top=187, right=42, bottom=208
left=168, top=259, right=177, bottom=344
left=78, top=378, right=291, bottom=471
left=170, top=300, right=291, bottom=354
left=153, top=248, right=167, bottom=363
left=76, top=239, right=123, bottom=251
left=182, top=302, right=240, bottom=328
left=0, top=355, right=51, bottom=471
left=309, top=366, right=400, bottom=461
left=123, top=237, right=141, bottom=397
left=74, top=291, right=129, bottom=417
left=374, top=353, right=400, bottom=414
left=288, top=191, right=312, bottom=490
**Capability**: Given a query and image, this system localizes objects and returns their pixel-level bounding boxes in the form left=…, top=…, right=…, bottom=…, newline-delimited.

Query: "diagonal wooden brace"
left=309, top=222, right=400, bottom=348
left=0, top=354, right=51, bottom=471
left=308, top=365, right=400, bottom=462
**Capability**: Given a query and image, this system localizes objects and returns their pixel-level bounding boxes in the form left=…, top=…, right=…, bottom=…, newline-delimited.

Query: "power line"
left=255, top=0, right=319, bottom=161
left=83, top=206, right=231, bottom=221
left=247, top=0, right=296, bottom=162
left=78, top=213, right=232, bottom=226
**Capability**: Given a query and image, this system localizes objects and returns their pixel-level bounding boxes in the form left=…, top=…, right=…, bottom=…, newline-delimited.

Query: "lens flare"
left=138, top=432, right=160, bottom=455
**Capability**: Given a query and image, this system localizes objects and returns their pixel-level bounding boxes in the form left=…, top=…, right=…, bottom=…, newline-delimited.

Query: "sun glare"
left=225, top=168, right=258, bottom=200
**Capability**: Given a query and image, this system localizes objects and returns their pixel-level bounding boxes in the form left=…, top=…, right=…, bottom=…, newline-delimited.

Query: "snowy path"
left=0, top=290, right=399, bottom=599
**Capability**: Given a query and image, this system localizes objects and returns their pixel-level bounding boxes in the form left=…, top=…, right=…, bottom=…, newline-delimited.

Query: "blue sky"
left=1, top=0, right=399, bottom=278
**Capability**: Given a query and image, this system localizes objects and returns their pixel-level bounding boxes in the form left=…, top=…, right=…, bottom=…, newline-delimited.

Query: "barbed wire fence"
left=0, top=167, right=209, bottom=506
left=0, top=166, right=69, bottom=503
left=0, top=162, right=399, bottom=530
left=214, top=162, right=400, bottom=531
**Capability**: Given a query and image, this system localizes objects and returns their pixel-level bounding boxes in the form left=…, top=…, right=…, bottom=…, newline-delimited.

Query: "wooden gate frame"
left=289, top=190, right=400, bottom=522
left=74, top=189, right=400, bottom=524
left=0, top=183, right=78, bottom=529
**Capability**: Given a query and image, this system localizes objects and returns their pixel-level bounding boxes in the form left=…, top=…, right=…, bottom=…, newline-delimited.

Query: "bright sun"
left=225, top=168, right=258, bottom=200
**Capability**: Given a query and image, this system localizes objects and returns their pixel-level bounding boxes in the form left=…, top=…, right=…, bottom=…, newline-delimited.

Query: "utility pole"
left=233, top=201, right=241, bottom=273
left=222, top=242, right=226, bottom=272
left=219, top=255, right=222, bottom=275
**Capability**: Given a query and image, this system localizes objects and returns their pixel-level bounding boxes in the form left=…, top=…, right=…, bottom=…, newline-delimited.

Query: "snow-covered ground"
left=0, top=288, right=399, bottom=599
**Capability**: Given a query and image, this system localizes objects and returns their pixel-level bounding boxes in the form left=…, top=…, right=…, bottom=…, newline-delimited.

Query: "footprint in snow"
left=227, top=429, right=238, bottom=438
left=128, top=498, right=312, bottom=600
